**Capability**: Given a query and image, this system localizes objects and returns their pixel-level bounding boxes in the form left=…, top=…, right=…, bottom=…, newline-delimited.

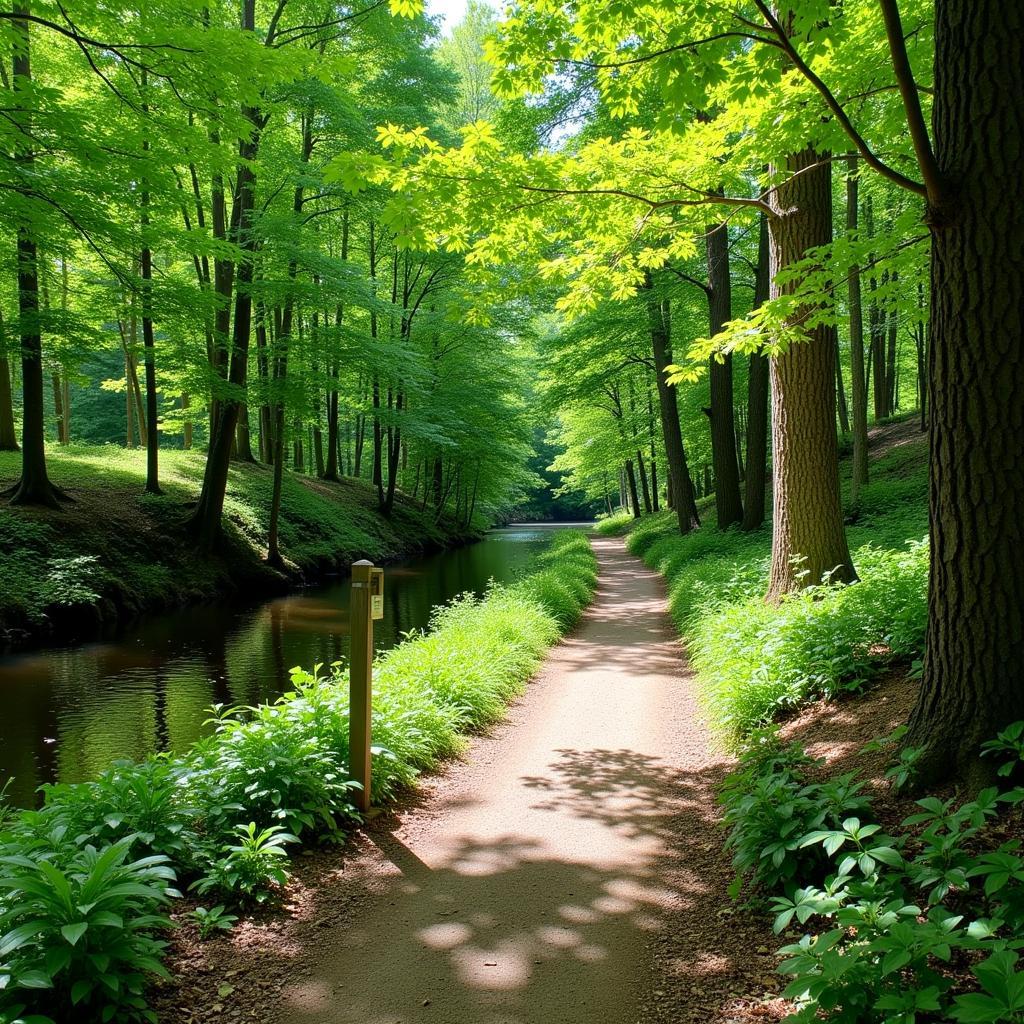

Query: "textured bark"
left=742, top=214, right=771, bottom=532
left=624, top=459, right=642, bottom=520
left=705, top=217, right=744, bottom=528
left=644, top=276, right=700, bottom=532
left=189, top=78, right=261, bottom=548
left=766, top=149, right=856, bottom=599
left=846, top=156, right=869, bottom=501
left=8, top=6, right=59, bottom=508
left=0, top=348, right=17, bottom=451
left=906, top=0, right=1024, bottom=780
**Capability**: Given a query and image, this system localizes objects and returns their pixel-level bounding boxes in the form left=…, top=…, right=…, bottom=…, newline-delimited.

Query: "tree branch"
left=876, top=0, right=947, bottom=203
left=751, top=0, right=926, bottom=196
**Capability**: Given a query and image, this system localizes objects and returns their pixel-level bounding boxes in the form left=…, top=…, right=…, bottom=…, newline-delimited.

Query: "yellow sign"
left=370, top=567, right=384, bottom=620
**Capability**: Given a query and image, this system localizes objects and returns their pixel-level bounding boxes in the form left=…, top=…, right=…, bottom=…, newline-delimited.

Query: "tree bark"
left=905, top=0, right=1024, bottom=780
left=742, top=213, right=771, bottom=531
left=846, top=155, right=870, bottom=502
left=643, top=275, right=699, bottom=532
left=705, top=216, right=744, bottom=528
left=624, top=459, right=642, bottom=519
left=8, top=5, right=60, bottom=508
left=0, top=353, right=17, bottom=452
left=765, top=148, right=856, bottom=599
left=140, top=82, right=162, bottom=495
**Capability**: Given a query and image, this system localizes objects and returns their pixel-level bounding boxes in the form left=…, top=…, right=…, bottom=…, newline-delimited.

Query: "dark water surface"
left=0, top=524, right=585, bottom=805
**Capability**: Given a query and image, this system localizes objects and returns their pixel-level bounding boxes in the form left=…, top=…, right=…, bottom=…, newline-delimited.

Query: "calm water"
left=0, top=525, right=584, bottom=805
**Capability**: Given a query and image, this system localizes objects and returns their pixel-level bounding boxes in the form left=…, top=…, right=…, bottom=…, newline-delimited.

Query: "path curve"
left=276, top=536, right=773, bottom=1024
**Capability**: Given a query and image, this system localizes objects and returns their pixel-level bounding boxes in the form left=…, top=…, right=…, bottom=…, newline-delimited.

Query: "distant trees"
left=0, top=0, right=537, bottom=541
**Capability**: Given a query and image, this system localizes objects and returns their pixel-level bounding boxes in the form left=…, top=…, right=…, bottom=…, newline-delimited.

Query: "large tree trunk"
left=644, top=276, right=699, bottom=532
left=765, top=148, right=856, bottom=599
left=846, top=155, right=869, bottom=502
left=8, top=6, right=60, bottom=508
left=905, top=0, right=1024, bottom=780
left=742, top=213, right=771, bottom=532
left=705, top=217, right=744, bottom=528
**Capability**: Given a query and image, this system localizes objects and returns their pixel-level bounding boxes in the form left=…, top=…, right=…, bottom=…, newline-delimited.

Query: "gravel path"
left=267, top=536, right=776, bottom=1024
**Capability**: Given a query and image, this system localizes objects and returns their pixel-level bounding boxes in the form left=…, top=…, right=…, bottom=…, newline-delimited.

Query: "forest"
left=0, top=0, right=1022, bottom=1022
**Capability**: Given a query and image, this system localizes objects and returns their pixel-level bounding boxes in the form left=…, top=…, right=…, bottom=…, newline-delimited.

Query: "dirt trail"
left=275, top=536, right=775, bottom=1024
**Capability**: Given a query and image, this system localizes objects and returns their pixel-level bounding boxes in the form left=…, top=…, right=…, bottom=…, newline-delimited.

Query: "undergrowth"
left=723, top=723, right=1024, bottom=1024
left=627, top=439, right=929, bottom=744
left=0, top=444, right=462, bottom=645
left=0, top=530, right=597, bottom=1024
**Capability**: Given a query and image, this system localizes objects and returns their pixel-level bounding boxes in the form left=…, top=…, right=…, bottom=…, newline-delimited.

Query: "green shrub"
left=629, top=514, right=927, bottom=744
left=0, top=836, right=176, bottom=1024
left=594, top=509, right=632, bottom=535
left=192, top=823, right=295, bottom=906
left=721, top=730, right=871, bottom=894
left=725, top=722, right=1024, bottom=1024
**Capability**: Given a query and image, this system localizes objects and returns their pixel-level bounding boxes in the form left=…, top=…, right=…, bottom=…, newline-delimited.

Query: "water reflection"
left=0, top=525, right=581, bottom=805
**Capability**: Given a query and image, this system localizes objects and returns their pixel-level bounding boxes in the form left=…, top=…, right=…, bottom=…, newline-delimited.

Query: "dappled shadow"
left=778, top=669, right=921, bottom=786
left=274, top=745, right=772, bottom=1024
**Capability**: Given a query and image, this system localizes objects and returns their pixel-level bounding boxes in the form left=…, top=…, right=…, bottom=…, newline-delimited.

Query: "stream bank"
left=0, top=444, right=480, bottom=655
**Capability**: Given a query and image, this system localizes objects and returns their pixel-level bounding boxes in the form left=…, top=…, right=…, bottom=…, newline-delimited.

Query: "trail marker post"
left=349, top=559, right=383, bottom=814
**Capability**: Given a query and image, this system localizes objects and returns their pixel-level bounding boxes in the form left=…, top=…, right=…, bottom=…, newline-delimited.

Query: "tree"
left=897, top=0, right=1024, bottom=778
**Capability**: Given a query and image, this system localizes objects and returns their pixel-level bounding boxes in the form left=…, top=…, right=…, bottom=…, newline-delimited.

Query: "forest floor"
left=153, top=525, right=925, bottom=1024
left=0, top=445, right=470, bottom=651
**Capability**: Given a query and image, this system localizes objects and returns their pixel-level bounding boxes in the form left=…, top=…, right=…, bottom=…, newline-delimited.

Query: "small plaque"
left=371, top=594, right=384, bottom=620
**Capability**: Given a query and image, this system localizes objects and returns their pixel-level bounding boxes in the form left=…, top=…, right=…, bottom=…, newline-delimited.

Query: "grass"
left=594, top=508, right=633, bottom=535
left=0, top=443, right=463, bottom=646
left=0, top=530, right=598, bottom=1024
left=627, top=420, right=930, bottom=745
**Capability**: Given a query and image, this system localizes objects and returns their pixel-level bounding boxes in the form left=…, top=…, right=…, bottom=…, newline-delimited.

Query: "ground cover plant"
left=627, top=437, right=929, bottom=744
left=0, top=531, right=597, bottom=1024
left=720, top=722, right=1024, bottom=1024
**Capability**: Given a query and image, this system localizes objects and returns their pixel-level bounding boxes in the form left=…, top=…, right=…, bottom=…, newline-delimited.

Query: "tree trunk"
left=636, top=449, right=652, bottom=513
left=835, top=329, right=850, bottom=434
left=0, top=351, right=17, bottom=451
left=182, top=394, right=192, bottom=450
left=189, top=97, right=260, bottom=548
left=706, top=216, right=744, bottom=528
left=140, top=94, right=162, bottom=495
left=644, top=275, right=699, bottom=532
left=846, top=155, right=870, bottom=502
left=624, top=459, right=642, bottom=519
left=51, top=372, right=65, bottom=443
left=8, top=6, right=60, bottom=508
left=742, top=213, right=771, bottom=531
left=905, top=0, right=1024, bottom=780
left=765, top=148, right=856, bottom=599
left=885, top=288, right=899, bottom=413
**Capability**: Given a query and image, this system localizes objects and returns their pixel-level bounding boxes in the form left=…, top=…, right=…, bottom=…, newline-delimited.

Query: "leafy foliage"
left=722, top=722, right=1024, bottom=1024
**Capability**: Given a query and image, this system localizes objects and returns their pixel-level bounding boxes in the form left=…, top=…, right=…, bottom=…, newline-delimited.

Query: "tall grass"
left=628, top=445, right=929, bottom=745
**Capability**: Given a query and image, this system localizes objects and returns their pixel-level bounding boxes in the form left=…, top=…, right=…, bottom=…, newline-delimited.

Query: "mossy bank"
left=0, top=444, right=477, bottom=651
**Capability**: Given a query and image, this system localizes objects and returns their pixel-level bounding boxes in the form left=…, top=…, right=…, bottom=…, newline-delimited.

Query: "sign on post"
left=349, top=559, right=382, bottom=814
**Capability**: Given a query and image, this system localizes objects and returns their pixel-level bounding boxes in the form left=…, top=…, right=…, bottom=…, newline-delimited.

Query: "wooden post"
left=349, top=559, right=374, bottom=813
